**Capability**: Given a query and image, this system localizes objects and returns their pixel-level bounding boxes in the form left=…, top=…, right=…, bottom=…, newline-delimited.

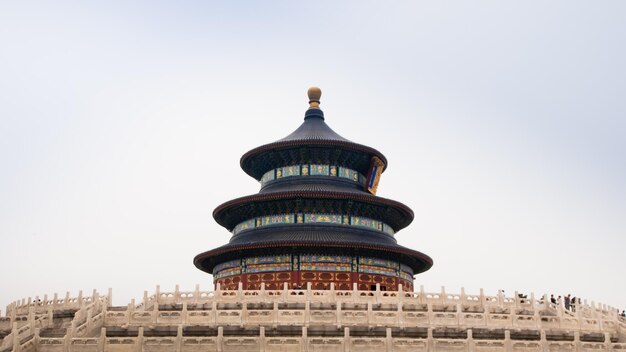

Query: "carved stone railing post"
left=52, top=293, right=58, bottom=311
left=344, top=327, right=350, bottom=352
left=479, top=288, right=485, bottom=307
left=62, top=329, right=70, bottom=352
left=176, top=325, right=183, bottom=352
left=86, top=306, right=93, bottom=333
left=98, top=327, right=106, bottom=351
left=137, top=327, right=144, bottom=352
left=336, top=302, right=341, bottom=327
left=604, top=332, right=612, bottom=350
left=140, top=291, right=147, bottom=311
left=591, top=301, right=597, bottom=319
left=10, top=304, right=17, bottom=326
left=454, top=301, right=461, bottom=326
left=557, top=300, right=564, bottom=329
left=181, top=302, right=188, bottom=325
left=155, top=285, right=161, bottom=306
left=259, top=326, right=266, bottom=352
left=599, top=309, right=605, bottom=332
left=306, top=283, right=312, bottom=301
left=152, top=296, right=158, bottom=324
left=77, top=290, right=84, bottom=309
left=212, top=301, right=217, bottom=321
left=467, top=328, right=475, bottom=352
left=385, top=327, right=392, bottom=352
left=68, top=318, right=76, bottom=341
left=533, top=303, right=541, bottom=330
left=47, top=307, right=54, bottom=325
left=460, top=287, right=466, bottom=305
left=426, top=327, right=433, bottom=351
left=27, top=305, right=34, bottom=333
left=441, top=286, right=446, bottom=305
left=504, top=329, right=512, bottom=352
left=12, top=321, right=21, bottom=352
left=242, top=301, right=248, bottom=324
left=301, top=326, right=308, bottom=352
left=397, top=301, right=404, bottom=327
left=304, top=301, right=310, bottom=325
left=574, top=330, right=581, bottom=351
left=540, top=330, right=548, bottom=351
left=217, top=326, right=223, bottom=352
left=427, top=300, right=433, bottom=325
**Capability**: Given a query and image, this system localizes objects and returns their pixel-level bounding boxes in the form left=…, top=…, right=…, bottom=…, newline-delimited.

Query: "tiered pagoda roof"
left=194, top=87, right=432, bottom=291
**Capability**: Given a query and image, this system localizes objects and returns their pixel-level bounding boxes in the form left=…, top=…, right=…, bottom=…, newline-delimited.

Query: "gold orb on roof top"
left=307, top=86, right=322, bottom=109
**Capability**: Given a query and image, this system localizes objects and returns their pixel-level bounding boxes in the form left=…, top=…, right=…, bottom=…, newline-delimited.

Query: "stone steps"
left=39, top=327, right=67, bottom=338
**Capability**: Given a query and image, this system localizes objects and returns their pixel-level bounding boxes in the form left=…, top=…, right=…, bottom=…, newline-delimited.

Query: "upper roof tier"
left=240, top=88, right=388, bottom=180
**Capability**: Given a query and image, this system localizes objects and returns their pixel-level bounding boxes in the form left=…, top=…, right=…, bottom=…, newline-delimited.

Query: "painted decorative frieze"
left=260, top=164, right=366, bottom=187
left=232, top=213, right=395, bottom=235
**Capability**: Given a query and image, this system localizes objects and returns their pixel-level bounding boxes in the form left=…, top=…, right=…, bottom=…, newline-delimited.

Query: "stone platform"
left=2, top=285, right=625, bottom=351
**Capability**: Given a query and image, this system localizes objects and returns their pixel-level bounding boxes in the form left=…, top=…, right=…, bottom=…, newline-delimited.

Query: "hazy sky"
left=1, top=1, right=624, bottom=312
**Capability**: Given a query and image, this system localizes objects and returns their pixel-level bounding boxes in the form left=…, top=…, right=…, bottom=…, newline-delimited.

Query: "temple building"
left=1, top=88, right=625, bottom=352
left=194, top=87, right=432, bottom=292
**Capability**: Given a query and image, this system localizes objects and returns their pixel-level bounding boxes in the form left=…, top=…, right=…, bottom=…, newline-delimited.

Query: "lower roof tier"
left=193, top=226, right=433, bottom=275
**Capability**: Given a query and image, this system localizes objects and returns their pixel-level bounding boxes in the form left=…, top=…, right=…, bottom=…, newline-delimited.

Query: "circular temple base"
left=215, top=270, right=413, bottom=291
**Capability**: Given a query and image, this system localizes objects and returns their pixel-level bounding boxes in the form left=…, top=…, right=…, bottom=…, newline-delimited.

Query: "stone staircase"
left=0, top=290, right=108, bottom=352
left=38, top=309, right=76, bottom=338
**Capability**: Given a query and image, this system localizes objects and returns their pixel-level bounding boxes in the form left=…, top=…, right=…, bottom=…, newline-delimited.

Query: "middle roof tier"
left=212, top=190, right=415, bottom=233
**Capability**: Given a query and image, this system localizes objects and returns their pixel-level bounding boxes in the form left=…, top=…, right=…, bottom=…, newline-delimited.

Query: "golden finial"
left=307, top=86, right=321, bottom=109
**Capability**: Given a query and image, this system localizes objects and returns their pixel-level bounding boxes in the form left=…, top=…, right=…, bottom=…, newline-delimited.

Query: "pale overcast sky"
left=1, top=1, right=624, bottom=312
